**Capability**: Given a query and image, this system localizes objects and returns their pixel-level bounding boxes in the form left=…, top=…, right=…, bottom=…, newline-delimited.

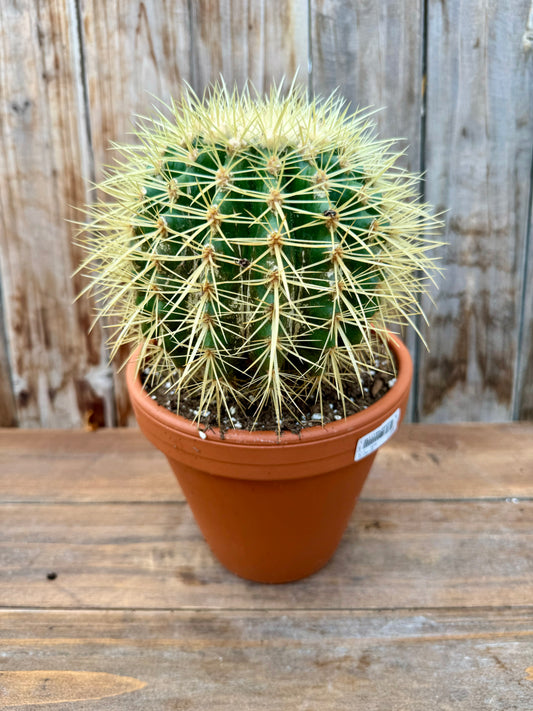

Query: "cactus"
left=79, top=81, right=440, bottom=430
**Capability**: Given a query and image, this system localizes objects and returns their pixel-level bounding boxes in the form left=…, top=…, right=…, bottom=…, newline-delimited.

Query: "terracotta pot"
left=126, top=333, right=413, bottom=583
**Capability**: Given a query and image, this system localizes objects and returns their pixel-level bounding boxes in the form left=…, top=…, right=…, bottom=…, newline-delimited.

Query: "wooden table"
left=0, top=424, right=532, bottom=709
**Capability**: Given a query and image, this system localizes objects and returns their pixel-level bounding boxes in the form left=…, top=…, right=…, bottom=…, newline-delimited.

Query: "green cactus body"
left=81, top=82, right=440, bottom=429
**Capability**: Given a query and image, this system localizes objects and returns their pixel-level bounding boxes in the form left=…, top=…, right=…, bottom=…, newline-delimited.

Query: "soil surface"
left=141, top=348, right=397, bottom=437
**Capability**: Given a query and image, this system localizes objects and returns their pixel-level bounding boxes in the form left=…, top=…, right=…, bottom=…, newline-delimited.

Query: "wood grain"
left=310, top=0, right=423, bottom=173
left=417, top=0, right=533, bottom=422
left=190, top=0, right=309, bottom=93
left=309, top=0, right=425, bottom=422
left=1, top=424, right=531, bottom=503
left=79, top=0, right=194, bottom=425
left=1, top=498, right=531, bottom=610
left=0, top=0, right=112, bottom=427
left=81, top=0, right=193, bottom=182
left=516, top=166, right=533, bottom=419
left=0, top=609, right=532, bottom=709
left=0, top=671, right=146, bottom=707
left=0, top=306, right=16, bottom=426
left=1, top=426, right=531, bottom=708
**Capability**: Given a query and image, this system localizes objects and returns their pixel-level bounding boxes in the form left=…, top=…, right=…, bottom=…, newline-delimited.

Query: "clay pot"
left=126, top=334, right=412, bottom=583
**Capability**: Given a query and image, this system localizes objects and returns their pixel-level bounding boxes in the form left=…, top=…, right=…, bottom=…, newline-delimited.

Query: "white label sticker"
left=354, top=408, right=401, bottom=461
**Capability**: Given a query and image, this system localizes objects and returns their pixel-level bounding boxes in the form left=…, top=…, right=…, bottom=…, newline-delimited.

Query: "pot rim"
left=126, top=332, right=413, bottom=447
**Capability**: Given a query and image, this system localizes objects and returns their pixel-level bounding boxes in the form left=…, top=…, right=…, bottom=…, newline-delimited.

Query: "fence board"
left=0, top=301, right=16, bottom=426
left=1, top=424, right=532, bottom=503
left=516, top=5, right=533, bottom=419
left=190, top=0, right=309, bottom=93
left=81, top=0, right=193, bottom=182
left=79, top=0, right=193, bottom=424
left=516, top=158, right=533, bottom=419
left=417, top=0, right=533, bottom=422
left=310, top=0, right=423, bottom=174
left=310, top=0, right=425, bottom=421
left=0, top=0, right=111, bottom=427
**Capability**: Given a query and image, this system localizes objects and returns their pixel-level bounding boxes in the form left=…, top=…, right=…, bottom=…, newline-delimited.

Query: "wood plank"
left=0, top=499, right=531, bottom=610
left=79, top=0, right=194, bottom=425
left=514, top=0, right=533, bottom=420
left=1, top=424, right=531, bottom=503
left=417, top=0, right=533, bottom=422
left=516, top=155, right=533, bottom=420
left=190, top=0, right=309, bottom=93
left=0, top=429, right=176, bottom=503
left=309, top=0, right=425, bottom=423
left=369, top=422, right=533, bottom=500
left=0, top=608, right=532, bottom=709
left=0, top=1, right=111, bottom=427
left=0, top=304, right=16, bottom=427
left=310, top=0, right=423, bottom=173
left=81, top=0, right=193, bottom=181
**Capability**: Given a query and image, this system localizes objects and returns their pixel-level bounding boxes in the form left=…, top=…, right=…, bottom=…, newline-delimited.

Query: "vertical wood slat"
left=417, top=0, right=533, bottom=422
left=0, top=309, right=16, bottom=426
left=79, top=0, right=193, bottom=424
left=190, top=0, right=309, bottom=93
left=516, top=156, right=533, bottom=419
left=310, top=0, right=424, bottom=174
left=81, top=0, right=193, bottom=184
left=309, top=0, right=425, bottom=420
left=0, top=0, right=112, bottom=427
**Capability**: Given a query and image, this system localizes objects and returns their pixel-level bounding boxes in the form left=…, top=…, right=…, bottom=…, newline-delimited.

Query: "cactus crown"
left=79, top=81, right=440, bottom=430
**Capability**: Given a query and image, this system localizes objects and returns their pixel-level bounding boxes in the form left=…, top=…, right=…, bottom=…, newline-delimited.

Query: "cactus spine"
left=80, top=81, right=440, bottom=429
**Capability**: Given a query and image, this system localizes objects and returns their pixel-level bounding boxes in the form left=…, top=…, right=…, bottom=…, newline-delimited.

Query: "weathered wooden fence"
left=0, top=0, right=532, bottom=427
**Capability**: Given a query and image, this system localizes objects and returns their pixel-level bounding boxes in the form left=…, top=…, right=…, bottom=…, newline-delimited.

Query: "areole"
left=126, top=333, right=413, bottom=583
